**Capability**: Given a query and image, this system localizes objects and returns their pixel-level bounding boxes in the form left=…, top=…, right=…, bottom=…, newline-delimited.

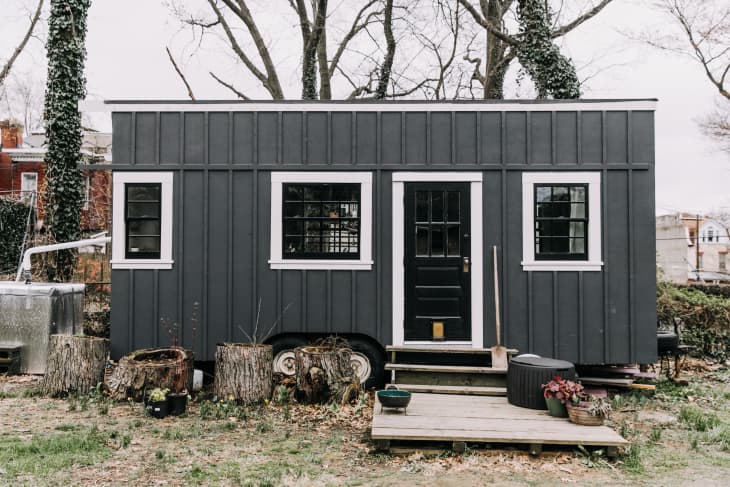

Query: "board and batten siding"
left=110, top=105, right=656, bottom=364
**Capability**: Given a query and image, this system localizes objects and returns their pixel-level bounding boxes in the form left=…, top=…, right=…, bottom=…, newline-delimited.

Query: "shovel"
left=490, top=246, right=508, bottom=369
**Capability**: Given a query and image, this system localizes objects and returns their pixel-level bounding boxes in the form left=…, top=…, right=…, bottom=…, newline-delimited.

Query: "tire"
left=270, top=336, right=308, bottom=376
left=657, top=331, right=679, bottom=356
left=348, top=337, right=385, bottom=390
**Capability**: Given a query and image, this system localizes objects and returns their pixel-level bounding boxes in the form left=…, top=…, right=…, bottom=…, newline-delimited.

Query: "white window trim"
left=20, top=172, right=37, bottom=205
left=391, top=172, right=484, bottom=348
left=111, top=172, right=174, bottom=270
left=269, top=171, right=373, bottom=270
left=522, top=172, right=602, bottom=272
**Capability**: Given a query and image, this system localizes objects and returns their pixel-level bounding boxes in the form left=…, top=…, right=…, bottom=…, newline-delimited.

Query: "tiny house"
left=105, top=100, right=657, bottom=387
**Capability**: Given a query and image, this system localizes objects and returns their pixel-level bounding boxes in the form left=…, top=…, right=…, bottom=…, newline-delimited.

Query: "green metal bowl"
left=377, top=389, right=412, bottom=409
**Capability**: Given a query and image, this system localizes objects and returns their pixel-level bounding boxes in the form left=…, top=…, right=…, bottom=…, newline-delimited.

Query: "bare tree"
left=646, top=0, right=730, bottom=150
left=456, top=0, right=614, bottom=98
left=0, top=0, right=44, bottom=88
left=168, top=0, right=412, bottom=99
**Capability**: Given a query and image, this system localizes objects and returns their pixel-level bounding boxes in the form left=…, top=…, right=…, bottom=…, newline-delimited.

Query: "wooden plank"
left=579, top=377, right=634, bottom=386
left=390, top=384, right=506, bottom=396
left=382, top=405, right=561, bottom=421
left=386, top=345, right=519, bottom=354
left=385, top=364, right=508, bottom=374
left=371, top=426, right=628, bottom=446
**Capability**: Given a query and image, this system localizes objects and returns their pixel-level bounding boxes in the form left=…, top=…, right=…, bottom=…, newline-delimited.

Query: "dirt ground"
left=1, top=360, right=730, bottom=486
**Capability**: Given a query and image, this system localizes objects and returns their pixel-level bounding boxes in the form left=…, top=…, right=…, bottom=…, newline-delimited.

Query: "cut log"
left=294, top=346, right=358, bottom=404
left=42, top=335, right=109, bottom=397
left=213, top=343, right=273, bottom=404
left=105, top=347, right=193, bottom=401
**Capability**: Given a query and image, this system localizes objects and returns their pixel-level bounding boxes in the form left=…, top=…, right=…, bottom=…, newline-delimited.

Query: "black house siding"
left=110, top=103, right=656, bottom=364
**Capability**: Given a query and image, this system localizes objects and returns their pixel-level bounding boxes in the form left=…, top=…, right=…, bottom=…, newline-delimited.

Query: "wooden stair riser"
left=393, top=370, right=506, bottom=388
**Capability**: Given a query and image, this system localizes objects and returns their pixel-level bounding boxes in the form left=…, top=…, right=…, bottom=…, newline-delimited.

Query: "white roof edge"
left=79, top=99, right=658, bottom=113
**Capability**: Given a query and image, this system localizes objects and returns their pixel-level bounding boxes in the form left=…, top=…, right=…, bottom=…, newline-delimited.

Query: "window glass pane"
left=127, top=202, right=159, bottom=218
left=536, top=186, right=551, bottom=203
left=447, top=192, right=460, bottom=223
left=447, top=224, right=460, bottom=256
left=570, top=203, right=585, bottom=218
left=303, top=186, right=324, bottom=201
left=552, top=221, right=570, bottom=237
left=285, top=202, right=303, bottom=218
left=570, top=238, right=585, bottom=253
left=340, top=202, right=359, bottom=218
left=431, top=225, right=444, bottom=256
left=536, top=203, right=552, bottom=218
left=285, top=221, right=302, bottom=235
left=128, top=220, right=160, bottom=237
left=416, top=226, right=429, bottom=256
left=284, top=236, right=303, bottom=254
left=431, top=191, right=444, bottom=223
left=570, top=186, right=585, bottom=202
left=304, top=237, right=321, bottom=252
left=304, top=203, right=321, bottom=217
left=285, top=185, right=302, bottom=201
left=569, top=222, right=585, bottom=237
left=553, top=186, right=569, bottom=201
left=416, top=191, right=428, bottom=222
left=127, top=236, right=160, bottom=253
left=552, top=202, right=571, bottom=218
left=127, top=185, right=160, bottom=201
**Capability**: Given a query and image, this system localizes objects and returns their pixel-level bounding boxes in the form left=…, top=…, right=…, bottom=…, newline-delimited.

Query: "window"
left=698, top=253, right=704, bottom=270
left=522, top=172, right=602, bottom=271
left=534, top=184, right=588, bottom=261
left=20, top=172, right=37, bottom=205
left=125, top=183, right=161, bottom=259
left=270, top=172, right=373, bottom=270
left=111, top=172, right=173, bottom=269
left=282, top=183, right=360, bottom=259
left=720, top=253, right=727, bottom=271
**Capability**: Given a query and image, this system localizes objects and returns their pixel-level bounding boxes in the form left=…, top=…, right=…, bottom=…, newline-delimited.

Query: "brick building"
left=0, top=120, right=112, bottom=233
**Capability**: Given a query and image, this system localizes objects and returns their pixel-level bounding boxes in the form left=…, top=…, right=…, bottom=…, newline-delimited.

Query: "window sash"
left=282, top=183, right=361, bottom=260
left=125, top=182, right=162, bottom=259
left=534, top=184, right=588, bottom=261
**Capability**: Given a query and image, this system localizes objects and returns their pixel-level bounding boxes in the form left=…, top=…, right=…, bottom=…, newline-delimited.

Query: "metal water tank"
left=0, top=282, right=85, bottom=373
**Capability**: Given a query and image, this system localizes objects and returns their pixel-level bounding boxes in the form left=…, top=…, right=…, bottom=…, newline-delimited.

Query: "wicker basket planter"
left=566, top=402, right=605, bottom=426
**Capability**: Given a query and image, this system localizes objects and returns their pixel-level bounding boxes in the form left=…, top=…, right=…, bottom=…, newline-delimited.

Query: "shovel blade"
left=490, top=345, right=508, bottom=369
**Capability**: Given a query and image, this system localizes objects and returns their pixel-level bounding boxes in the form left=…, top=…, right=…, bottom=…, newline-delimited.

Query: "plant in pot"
left=146, top=388, right=170, bottom=419
left=159, top=304, right=199, bottom=416
left=566, top=395, right=612, bottom=426
left=542, top=376, right=584, bottom=418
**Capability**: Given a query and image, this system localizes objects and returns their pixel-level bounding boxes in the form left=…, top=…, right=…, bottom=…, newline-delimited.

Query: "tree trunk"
left=214, top=343, right=273, bottom=403
left=294, top=346, right=358, bottom=404
left=105, top=347, right=193, bottom=401
left=42, top=335, right=109, bottom=397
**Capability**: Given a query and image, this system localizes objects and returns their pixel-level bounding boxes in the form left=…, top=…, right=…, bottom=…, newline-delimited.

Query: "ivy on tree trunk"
left=516, top=0, right=581, bottom=99
left=43, top=0, right=90, bottom=281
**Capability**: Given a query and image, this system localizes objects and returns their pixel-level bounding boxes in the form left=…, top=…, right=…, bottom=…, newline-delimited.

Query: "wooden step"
left=386, top=345, right=519, bottom=355
left=386, top=363, right=507, bottom=374
left=387, top=384, right=507, bottom=396
left=578, top=377, right=634, bottom=387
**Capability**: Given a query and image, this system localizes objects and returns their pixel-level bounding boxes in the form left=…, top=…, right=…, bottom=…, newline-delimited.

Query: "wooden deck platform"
left=371, top=393, right=628, bottom=455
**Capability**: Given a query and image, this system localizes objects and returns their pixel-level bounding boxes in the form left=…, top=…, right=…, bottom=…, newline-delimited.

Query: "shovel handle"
left=493, top=246, right=501, bottom=346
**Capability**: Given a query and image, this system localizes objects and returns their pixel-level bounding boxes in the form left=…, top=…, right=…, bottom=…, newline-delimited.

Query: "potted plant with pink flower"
left=541, top=376, right=584, bottom=418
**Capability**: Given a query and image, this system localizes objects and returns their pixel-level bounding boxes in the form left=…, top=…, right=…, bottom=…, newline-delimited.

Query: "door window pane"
left=416, top=226, right=429, bottom=256
left=447, top=224, right=460, bottom=256
left=431, top=225, right=444, bottom=256
left=447, top=192, right=460, bottom=223
left=431, top=191, right=444, bottom=223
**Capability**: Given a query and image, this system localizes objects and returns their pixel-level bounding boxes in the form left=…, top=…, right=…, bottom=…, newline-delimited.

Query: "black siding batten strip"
left=552, top=271, right=559, bottom=358
left=202, top=169, right=209, bottom=355
left=227, top=169, right=233, bottom=341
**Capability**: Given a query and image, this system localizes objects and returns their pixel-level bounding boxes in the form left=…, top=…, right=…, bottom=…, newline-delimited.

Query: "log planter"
left=106, top=347, right=193, bottom=401
left=42, top=335, right=110, bottom=397
left=294, top=346, right=359, bottom=404
left=214, top=343, right=273, bottom=404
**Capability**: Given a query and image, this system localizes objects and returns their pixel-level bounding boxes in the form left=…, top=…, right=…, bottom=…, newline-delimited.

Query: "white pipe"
left=16, top=236, right=112, bottom=282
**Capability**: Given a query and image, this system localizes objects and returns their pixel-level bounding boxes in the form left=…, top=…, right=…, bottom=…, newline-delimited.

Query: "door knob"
left=463, top=256, right=470, bottom=273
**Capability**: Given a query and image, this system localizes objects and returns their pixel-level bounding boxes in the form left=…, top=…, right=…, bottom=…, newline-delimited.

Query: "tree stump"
left=105, top=347, right=193, bottom=401
left=294, top=346, right=358, bottom=404
left=214, top=343, right=273, bottom=403
left=42, top=335, right=109, bottom=397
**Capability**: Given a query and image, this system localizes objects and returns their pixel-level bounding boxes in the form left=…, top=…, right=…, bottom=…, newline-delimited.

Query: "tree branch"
left=166, top=47, right=196, bottom=101
left=0, top=0, right=44, bottom=88
left=457, top=0, right=516, bottom=46
left=210, top=71, right=250, bottom=99
left=374, top=0, right=395, bottom=99
left=551, top=0, right=614, bottom=38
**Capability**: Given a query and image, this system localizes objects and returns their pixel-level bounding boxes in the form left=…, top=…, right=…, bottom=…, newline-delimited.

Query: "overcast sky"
left=1, top=0, right=728, bottom=215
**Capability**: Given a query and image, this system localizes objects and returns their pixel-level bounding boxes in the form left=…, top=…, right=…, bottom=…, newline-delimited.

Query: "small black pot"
left=167, top=392, right=188, bottom=416
left=147, top=400, right=168, bottom=419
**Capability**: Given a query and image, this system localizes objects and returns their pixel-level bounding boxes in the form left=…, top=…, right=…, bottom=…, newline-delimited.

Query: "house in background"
left=656, top=213, right=730, bottom=283
left=0, top=119, right=112, bottom=233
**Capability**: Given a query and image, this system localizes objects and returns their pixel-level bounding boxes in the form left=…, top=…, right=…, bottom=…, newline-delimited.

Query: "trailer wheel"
left=348, top=338, right=385, bottom=390
left=271, top=336, right=307, bottom=376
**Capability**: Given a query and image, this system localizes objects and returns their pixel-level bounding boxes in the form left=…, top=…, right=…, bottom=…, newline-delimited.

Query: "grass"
left=679, top=405, right=721, bottom=432
left=0, top=425, right=112, bottom=481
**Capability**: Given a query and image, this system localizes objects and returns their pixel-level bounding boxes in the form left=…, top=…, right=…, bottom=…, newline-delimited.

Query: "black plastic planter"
left=167, top=392, right=188, bottom=416
left=147, top=400, right=168, bottom=419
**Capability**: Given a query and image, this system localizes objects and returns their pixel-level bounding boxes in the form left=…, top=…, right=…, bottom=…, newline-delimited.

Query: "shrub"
left=0, top=197, right=30, bottom=273
left=656, top=280, right=730, bottom=360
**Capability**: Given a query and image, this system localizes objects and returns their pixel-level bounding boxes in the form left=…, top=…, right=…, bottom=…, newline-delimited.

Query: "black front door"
left=404, top=182, right=471, bottom=341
